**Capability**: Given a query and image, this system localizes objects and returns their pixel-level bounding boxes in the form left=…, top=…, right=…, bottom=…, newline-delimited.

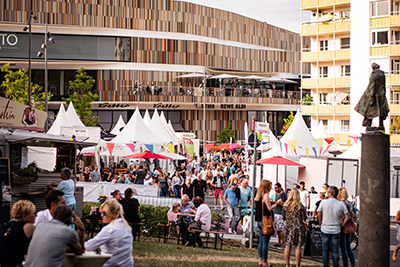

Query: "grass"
left=133, top=236, right=323, bottom=267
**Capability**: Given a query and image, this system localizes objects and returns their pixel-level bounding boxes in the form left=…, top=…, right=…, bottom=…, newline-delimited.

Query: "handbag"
left=304, top=222, right=310, bottom=232
left=343, top=207, right=357, bottom=234
left=188, top=220, right=203, bottom=230
left=261, top=202, right=274, bottom=236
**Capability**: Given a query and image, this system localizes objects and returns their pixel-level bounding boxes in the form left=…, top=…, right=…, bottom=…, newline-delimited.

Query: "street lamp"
left=37, top=26, right=55, bottom=123
left=23, top=0, right=37, bottom=101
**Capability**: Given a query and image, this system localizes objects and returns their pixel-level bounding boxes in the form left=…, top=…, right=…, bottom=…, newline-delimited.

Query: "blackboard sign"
left=304, top=220, right=323, bottom=257
left=0, top=157, right=10, bottom=231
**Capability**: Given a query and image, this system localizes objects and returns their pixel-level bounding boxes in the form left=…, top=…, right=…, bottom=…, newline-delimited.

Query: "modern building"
left=0, top=0, right=303, bottom=142
left=301, top=0, right=400, bottom=144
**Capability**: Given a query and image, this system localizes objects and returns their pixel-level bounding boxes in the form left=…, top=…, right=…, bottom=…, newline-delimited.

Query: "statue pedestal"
left=359, top=132, right=390, bottom=267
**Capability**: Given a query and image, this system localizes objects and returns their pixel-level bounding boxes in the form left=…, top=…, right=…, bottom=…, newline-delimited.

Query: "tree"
left=63, top=67, right=98, bottom=126
left=216, top=121, right=236, bottom=144
left=281, top=110, right=295, bottom=134
left=390, top=116, right=400, bottom=133
left=0, top=63, right=52, bottom=111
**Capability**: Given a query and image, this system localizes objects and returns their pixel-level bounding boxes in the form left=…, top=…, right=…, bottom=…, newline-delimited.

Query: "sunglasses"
left=100, top=211, right=107, bottom=216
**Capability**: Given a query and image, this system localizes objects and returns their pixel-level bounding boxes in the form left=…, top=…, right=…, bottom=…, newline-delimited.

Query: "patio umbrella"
left=212, top=143, right=244, bottom=151
left=256, top=156, right=305, bottom=183
left=124, top=150, right=172, bottom=159
left=210, top=74, right=241, bottom=79
left=175, top=73, right=205, bottom=78
left=243, top=75, right=267, bottom=96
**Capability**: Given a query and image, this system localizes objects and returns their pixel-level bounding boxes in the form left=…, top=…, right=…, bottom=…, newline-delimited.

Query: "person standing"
left=48, top=168, right=76, bottom=212
left=318, top=186, right=349, bottom=267
left=210, top=171, right=225, bottom=210
left=89, top=165, right=101, bottom=183
left=234, top=179, right=252, bottom=231
left=223, top=183, right=239, bottom=234
left=193, top=173, right=206, bottom=200
left=135, top=165, right=146, bottom=184
left=171, top=171, right=183, bottom=198
left=282, top=188, right=307, bottom=267
left=159, top=173, right=171, bottom=197
left=255, top=180, right=278, bottom=267
left=299, top=181, right=310, bottom=211
left=273, top=182, right=287, bottom=249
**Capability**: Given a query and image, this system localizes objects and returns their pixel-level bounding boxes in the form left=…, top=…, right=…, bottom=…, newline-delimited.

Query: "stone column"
left=359, top=132, right=390, bottom=267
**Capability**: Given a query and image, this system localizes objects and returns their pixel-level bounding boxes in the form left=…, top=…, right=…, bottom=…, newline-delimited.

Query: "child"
left=312, top=192, right=326, bottom=220
left=167, top=203, right=181, bottom=238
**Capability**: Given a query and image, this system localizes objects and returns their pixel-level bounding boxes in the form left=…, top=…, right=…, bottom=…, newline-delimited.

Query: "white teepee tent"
left=47, top=103, right=72, bottom=135
left=313, top=121, right=330, bottom=139
left=66, top=103, right=85, bottom=127
left=160, top=111, right=180, bottom=141
left=148, top=109, right=180, bottom=145
left=143, top=110, right=151, bottom=126
left=110, top=115, right=126, bottom=135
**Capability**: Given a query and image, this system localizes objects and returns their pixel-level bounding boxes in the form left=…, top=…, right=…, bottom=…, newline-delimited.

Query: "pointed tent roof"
left=110, top=115, right=126, bottom=135
left=280, top=109, right=321, bottom=156
left=66, top=103, right=85, bottom=127
left=143, top=110, right=151, bottom=126
left=148, top=109, right=180, bottom=144
left=160, top=111, right=180, bottom=141
left=313, top=121, right=330, bottom=139
left=47, top=103, right=73, bottom=135
left=111, top=108, right=164, bottom=145
left=168, top=120, right=175, bottom=132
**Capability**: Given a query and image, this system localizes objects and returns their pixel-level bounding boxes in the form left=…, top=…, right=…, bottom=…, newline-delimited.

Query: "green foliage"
left=299, top=94, right=314, bottom=105
left=140, top=204, right=170, bottom=235
left=210, top=211, right=227, bottom=232
left=82, top=202, right=100, bottom=232
left=281, top=110, right=295, bottom=134
left=390, top=116, right=400, bottom=133
left=0, top=63, right=52, bottom=110
left=63, top=67, right=98, bottom=126
left=216, top=121, right=236, bottom=144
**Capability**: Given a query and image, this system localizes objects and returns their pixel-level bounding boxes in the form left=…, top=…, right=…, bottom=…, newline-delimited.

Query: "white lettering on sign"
left=0, top=34, right=18, bottom=49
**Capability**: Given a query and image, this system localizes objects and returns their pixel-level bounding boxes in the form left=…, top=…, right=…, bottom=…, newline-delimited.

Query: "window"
left=391, top=90, right=400, bottom=104
left=319, top=66, right=328, bottom=78
left=340, top=10, right=350, bottom=19
left=340, top=65, right=351, bottom=76
left=392, top=59, right=400, bottom=74
left=340, top=120, right=350, bottom=132
left=320, top=40, right=328, bottom=51
left=392, top=30, right=400, bottom=44
left=393, top=0, right=400, bottom=15
left=341, top=37, right=350, bottom=49
left=372, top=31, right=389, bottom=45
left=322, top=120, right=328, bottom=127
left=319, top=93, right=328, bottom=104
left=370, top=1, right=389, bottom=17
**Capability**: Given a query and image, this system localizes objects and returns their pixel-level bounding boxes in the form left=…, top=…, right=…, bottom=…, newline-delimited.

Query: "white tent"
left=112, top=108, right=164, bottom=145
left=168, top=120, right=175, bottom=132
left=148, top=109, right=180, bottom=145
left=280, top=109, right=321, bottom=157
left=66, top=103, right=85, bottom=127
left=110, top=115, right=126, bottom=135
left=143, top=110, right=151, bottom=126
left=313, top=121, right=330, bottom=139
left=160, top=111, right=180, bottom=141
left=47, top=103, right=72, bottom=135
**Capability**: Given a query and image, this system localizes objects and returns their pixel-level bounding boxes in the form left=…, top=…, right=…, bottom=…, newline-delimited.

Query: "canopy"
left=212, top=143, right=244, bottom=151
left=47, top=103, right=72, bottom=135
left=257, top=156, right=305, bottom=167
left=110, top=115, right=126, bottom=135
left=210, top=74, right=240, bottom=79
left=176, top=72, right=205, bottom=78
left=111, top=108, right=164, bottom=145
left=160, top=111, right=180, bottom=141
left=148, top=109, right=180, bottom=144
left=143, top=110, right=151, bottom=126
left=168, top=120, right=175, bottom=132
left=242, top=75, right=267, bottom=80
left=158, top=152, right=186, bottom=160
left=313, top=121, right=330, bottom=139
left=124, top=150, right=172, bottom=159
left=66, top=102, right=85, bottom=127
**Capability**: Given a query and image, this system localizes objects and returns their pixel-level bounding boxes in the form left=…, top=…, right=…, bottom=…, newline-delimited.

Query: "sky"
left=182, top=0, right=302, bottom=34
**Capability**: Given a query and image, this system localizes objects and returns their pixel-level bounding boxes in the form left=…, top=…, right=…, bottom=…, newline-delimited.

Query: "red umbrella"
left=124, top=150, right=172, bottom=159
left=212, top=143, right=244, bottom=151
left=256, top=156, right=305, bottom=183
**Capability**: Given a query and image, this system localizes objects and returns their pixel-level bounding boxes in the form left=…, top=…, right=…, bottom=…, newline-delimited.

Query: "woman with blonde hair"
left=86, top=198, right=133, bottom=267
left=255, top=180, right=278, bottom=267
left=0, top=200, right=36, bottom=267
left=338, top=187, right=357, bottom=267
left=282, top=188, right=307, bottom=267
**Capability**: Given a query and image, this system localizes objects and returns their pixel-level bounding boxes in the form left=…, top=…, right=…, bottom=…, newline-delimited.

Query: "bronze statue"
left=355, top=63, right=389, bottom=129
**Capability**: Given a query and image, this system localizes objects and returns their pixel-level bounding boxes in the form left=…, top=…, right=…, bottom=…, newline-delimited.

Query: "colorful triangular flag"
left=145, top=144, right=154, bottom=154
left=126, top=143, right=135, bottom=153
left=312, top=147, right=318, bottom=158
left=166, top=144, right=175, bottom=155
left=205, top=144, right=214, bottom=153
left=314, top=138, right=324, bottom=149
left=305, top=147, right=309, bottom=158
left=288, top=140, right=298, bottom=154
left=185, top=144, right=194, bottom=157
left=107, top=143, right=115, bottom=156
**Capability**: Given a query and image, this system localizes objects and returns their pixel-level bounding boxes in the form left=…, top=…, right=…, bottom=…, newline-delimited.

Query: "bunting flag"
left=185, top=144, right=194, bottom=157
left=319, top=148, right=323, bottom=159
left=257, top=131, right=262, bottom=141
left=348, top=135, right=359, bottom=144
left=284, top=143, right=288, bottom=154
left=229, top=143, right=239, bottom=152
left=274, top=138, right=279, bottom=147
left=324, top=137, right=334, bottom=145
left=106, top=143, right=115, bottom=156
left=279, top=141, right=283, bottom=152
left=145, top=144, right=154, bottom=154
left=314, top=138, right=324, bottom=149
left=288, top=140, right=298, bottom=154
left=347, top=140, right=351, bottom=147
left=205, top=144, right=214, bottom=153
left=312, top=147, right=318, bottom=158
left=305, top=147, right=309, bottom=158
left=166, top=144, right=175, bottom=155
left=94, top=145, right=97, bottom=150
left=126, top=143, right=135, bottom=153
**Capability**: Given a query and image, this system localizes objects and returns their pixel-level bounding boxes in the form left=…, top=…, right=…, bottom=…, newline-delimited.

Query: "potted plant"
left=12, top=162, right=39, bottom=185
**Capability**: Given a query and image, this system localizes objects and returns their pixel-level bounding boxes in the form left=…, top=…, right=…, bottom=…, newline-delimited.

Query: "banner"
left=0, top=96, right=47, bottom=132
left=166, top=144, right=175, bottom=155
left=126, top=143, right=135, bottom=153
left=106, top=143, right=115, bottom=156
left=60, top=126, right=101, bottom=142
left=183, top=138, right=194, bottom=161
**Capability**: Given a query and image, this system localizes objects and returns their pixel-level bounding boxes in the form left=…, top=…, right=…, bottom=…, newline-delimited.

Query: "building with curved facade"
left=0, top=0, right=303, bottom=141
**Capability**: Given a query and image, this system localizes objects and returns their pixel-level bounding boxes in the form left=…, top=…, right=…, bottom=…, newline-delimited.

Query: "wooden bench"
left=85, top=219, right=105, bottom=238
left=129, top=222, right=144, bottom=241
left=188, top=229, right=224, bottom=250
left=157, top=223, right=169, bottom=243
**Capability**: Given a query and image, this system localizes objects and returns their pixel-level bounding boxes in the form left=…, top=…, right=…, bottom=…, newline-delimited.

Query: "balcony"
left=390, top=104, right=400, bottom=115
left=301, top=20, right=350, bottom=36
left=301, top=77, right=350, bottom=87
left=371, top=46, right=388, bottom=57
left=302, top=0, right=318, bottom=9
left=301, top=49, right=350, bottom=62
left=390, top=15, right=400, bottom=26
left=335, top=77, right=350, bottom=87
left=335, top=49, right=350, bottom=59
left=301, top=0, right=349, bottom=9
left=371, top=17, right=389, bottom=28
left=388, top=75, right=400, bottom=85
left=390, top=45, right=400, bottom=55
left=391, top=134, right=400, bottom=145
left=335, top=20, right=351, bottom=32
left=302, top=104, right=350, bottom=115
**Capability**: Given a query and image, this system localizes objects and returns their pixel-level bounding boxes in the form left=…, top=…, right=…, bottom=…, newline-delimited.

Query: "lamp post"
left=23, top=0, right=37, bottom=101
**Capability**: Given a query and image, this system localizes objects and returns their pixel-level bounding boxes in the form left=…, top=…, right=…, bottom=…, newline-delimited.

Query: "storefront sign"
left=93, top=102, right=256, bottom=111
left=0, top=97, right=47, bottom=132
left=0, top=33, right=18, bottom=49
left=60, top=126, right=100, bottom=142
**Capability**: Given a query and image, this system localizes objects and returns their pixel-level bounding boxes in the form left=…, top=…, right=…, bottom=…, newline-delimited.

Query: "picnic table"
left=62, top=251, right=112, bottom=267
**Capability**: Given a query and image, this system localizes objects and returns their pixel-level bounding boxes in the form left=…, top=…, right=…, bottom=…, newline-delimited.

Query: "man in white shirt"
left=200, top=167, right=208, bottom=181
left=299, top=181, right=310, bottom=210
left=35, top=190, right=66, bottom=226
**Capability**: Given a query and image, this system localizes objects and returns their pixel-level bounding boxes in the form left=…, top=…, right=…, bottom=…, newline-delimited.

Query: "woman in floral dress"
left=282, top=188, right=307, bottom=267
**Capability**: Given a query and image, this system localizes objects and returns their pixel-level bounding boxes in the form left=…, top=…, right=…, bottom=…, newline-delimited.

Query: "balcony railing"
left=301, top=104, right=350, bottom=115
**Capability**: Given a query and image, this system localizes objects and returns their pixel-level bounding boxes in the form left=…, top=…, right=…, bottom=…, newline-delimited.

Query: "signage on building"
left=0, top=33, right=18, bottom=50
left=0, top=97, right=47, bottom=132
left=60, top=126, right=101, bottom=142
